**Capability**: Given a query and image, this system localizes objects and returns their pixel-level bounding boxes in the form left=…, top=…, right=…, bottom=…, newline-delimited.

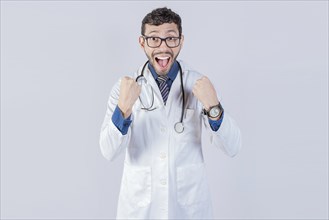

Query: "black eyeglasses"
left=142, top=36, right=181, bottom=48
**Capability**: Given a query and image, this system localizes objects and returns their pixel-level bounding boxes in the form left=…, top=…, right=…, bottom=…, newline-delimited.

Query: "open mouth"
left=155, top=56, right=170, bottom=69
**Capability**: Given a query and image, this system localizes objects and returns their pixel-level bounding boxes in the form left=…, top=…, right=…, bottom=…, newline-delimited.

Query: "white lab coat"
left=99, top=60, right=241, bottom=219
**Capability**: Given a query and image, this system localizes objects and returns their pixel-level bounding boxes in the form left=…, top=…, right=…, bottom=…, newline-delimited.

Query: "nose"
left=159, top=39, right=169, bottom=49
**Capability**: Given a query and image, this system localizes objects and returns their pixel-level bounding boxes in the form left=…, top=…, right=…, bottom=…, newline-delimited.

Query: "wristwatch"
left=204, top=103, right=223, bottom=119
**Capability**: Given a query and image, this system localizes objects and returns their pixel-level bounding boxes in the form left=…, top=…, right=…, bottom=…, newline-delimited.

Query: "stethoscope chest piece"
left=174, top=122, right=184, bottom=133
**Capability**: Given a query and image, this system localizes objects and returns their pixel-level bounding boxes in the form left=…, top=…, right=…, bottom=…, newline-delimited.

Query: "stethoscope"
left=136, top=60, right=185, bottom=133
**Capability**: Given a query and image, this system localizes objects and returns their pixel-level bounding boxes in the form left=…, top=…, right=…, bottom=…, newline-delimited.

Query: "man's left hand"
left=192, top=76, right=219, bottom=110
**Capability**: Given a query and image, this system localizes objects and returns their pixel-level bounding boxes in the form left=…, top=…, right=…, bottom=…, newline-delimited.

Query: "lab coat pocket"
left=177, top=163, right=209, bottom=206
left=120, top=163, right=152, bottom=208
left=184, top=108, right=195, bottom=122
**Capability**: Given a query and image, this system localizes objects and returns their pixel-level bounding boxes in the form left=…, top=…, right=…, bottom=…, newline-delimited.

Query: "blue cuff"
left=208, top=111, right=224, bottom=132
left=112, top=106, right=132, bottom=135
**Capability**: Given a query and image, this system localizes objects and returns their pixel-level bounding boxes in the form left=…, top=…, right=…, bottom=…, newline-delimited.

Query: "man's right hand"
left=118, top=76, right=141, bottom=118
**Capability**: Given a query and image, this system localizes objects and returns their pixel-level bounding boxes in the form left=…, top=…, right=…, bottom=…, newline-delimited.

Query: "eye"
left=150, top=37, right=159, bottom=42
left=167, top=37, right=174, bottom=41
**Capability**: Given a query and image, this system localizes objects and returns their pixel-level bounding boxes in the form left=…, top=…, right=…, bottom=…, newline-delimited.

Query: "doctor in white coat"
left=100, top=7, right=241, bottom=219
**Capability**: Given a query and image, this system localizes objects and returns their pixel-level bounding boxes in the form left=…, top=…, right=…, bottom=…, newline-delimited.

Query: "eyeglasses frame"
left=142, top=35, right=182, bottom=48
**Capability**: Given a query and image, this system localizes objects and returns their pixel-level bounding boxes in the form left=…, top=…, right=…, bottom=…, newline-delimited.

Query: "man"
left=100, top=7, right=241, bottom=219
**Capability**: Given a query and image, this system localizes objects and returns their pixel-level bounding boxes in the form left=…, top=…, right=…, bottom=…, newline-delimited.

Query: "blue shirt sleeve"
left=208, top=111, right=224, bottom=132
left=111, top=105, right=132, bottom=135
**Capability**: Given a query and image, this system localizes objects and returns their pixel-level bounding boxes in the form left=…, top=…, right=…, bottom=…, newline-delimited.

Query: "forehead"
left=144, top=23, right=179, bottom=36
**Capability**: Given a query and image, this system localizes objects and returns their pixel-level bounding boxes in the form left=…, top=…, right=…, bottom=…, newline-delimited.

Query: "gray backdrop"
left=1, top=1, right=328, bottom=219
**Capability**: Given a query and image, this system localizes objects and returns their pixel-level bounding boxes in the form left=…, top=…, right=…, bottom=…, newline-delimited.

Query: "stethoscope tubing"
left=136, top=60, right=185, bottom=126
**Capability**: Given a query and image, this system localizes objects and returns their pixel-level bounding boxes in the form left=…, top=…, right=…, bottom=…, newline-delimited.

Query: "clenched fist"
left=192, top=76, right=219, bottom=110
left=118, top=76, right=141, bottom=118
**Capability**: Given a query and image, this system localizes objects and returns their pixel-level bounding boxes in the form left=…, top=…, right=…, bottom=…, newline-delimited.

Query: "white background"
left=1, top=1, right=328, bottom=219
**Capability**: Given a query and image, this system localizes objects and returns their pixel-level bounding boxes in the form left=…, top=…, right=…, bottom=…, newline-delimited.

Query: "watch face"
left=209, top=106, right=220, bottom=118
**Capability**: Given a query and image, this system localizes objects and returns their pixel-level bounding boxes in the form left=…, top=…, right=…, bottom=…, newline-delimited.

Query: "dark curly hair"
left=141, top=7, right=182, bottom=36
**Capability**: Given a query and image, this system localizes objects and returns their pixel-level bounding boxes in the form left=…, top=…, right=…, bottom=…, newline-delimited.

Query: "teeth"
left=157, top=57, right=169, bottom=60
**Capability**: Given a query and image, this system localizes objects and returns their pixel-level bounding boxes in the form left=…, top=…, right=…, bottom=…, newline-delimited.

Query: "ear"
left=139, top=36, right=145, bottom=49
left=180, top=34, right=184, bottom=48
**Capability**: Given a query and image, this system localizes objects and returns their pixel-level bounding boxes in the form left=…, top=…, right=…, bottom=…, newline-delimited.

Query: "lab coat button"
left=159, top=152, right=166, bottom=159
left=138, top=201, right=147, bottom=207
left=160, top=179, right=167, bottom=185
